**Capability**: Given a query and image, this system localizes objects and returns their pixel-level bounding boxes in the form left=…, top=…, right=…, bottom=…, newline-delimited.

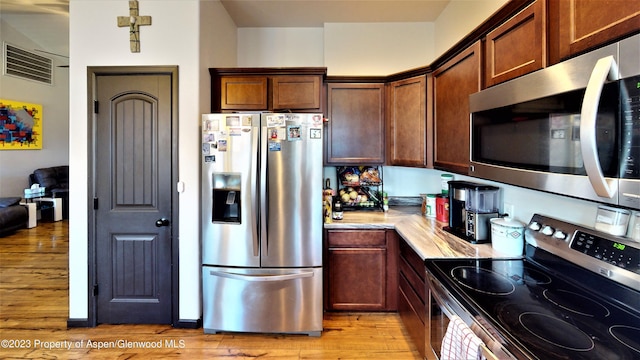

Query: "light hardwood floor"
left=0, top=220, right=422, bottom=359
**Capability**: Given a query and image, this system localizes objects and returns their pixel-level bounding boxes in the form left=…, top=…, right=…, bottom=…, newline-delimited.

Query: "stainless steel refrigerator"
left=201, top=113, right=324, bottom=336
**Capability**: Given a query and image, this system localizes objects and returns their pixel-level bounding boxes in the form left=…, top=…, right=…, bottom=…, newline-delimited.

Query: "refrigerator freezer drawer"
left=202, top=266, right=323, bottom=336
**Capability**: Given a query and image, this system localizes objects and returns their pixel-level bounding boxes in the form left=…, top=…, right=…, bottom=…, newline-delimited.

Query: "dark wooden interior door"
left=94, top=73, right=173, bottom=324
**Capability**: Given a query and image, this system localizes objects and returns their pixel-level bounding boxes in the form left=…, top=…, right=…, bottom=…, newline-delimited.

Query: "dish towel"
left=441, top=315, right=486, bottom=360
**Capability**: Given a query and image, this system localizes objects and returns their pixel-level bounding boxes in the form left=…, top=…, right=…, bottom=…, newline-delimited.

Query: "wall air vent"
left=3, top=42, right=53, bottom=85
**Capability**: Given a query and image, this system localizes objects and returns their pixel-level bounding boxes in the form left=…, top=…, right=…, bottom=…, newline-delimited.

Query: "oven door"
left=426, top=270, right=510, bottom=360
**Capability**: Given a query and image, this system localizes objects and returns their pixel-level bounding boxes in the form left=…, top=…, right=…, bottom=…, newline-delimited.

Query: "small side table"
left=23, top=193, right=63, bottom=223
left=33, top=198, right=63, bottom=222
left=19, top=202, right=37, bottom=228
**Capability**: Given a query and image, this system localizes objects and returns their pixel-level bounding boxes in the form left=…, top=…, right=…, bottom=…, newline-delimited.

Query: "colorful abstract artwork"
left=0, top=99, right=42, bottom=150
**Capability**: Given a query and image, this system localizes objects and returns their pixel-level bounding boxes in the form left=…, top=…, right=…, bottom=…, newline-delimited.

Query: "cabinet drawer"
left=398, top=286, right=426, bottom=358
left=399, top=272, right=426, bottom=324
left=399, top=257, right=425, bottom=303
left=327, top=230, right=386, bottom=247
left=399, top=239, right=425, bottom=281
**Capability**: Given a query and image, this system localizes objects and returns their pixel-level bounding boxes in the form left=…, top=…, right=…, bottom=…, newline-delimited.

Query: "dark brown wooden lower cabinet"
left=398, top=237, right=427, bottom=359
left=324, top=229, right=398, bottom=311
left=324, top=230, right=425, bottom=356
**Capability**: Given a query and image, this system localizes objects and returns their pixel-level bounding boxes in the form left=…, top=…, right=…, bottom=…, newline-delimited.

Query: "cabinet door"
left=326, top=83, right=385, bottom=165
left=325, top=229, right=396, bottom=311
left=433, top=42, right=482, bottom=174
left=485, top=0, right=545, bottom=87
left=220, top=76, right=268, bottom=110
left=272, top=75, right=321, bottom=110
left=549, top=0, right=640, bottom=63
left=387, top=75, right=429, bottom=167
left=328, top=247, right=387, bottom=311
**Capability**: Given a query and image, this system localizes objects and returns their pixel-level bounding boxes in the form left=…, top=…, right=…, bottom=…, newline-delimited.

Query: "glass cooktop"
left=426, top=250, right=640, bottom=360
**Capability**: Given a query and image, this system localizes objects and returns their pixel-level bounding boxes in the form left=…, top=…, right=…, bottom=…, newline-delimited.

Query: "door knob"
left=155, top=218, right=170, bottom=227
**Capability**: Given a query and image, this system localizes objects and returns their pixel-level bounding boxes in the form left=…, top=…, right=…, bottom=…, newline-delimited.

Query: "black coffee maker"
left=443, top=180, right=499, bottom=244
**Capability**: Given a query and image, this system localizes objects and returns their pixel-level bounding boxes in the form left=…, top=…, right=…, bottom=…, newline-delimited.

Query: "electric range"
left=425, top=214, right=640, bottom=360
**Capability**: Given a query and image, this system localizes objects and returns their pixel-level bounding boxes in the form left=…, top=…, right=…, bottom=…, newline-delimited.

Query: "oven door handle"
left=428, top=277, right=457, bottom=319
left=579, top=55, right=619, bottom=199
left=480, top=344, right=499, bottom=360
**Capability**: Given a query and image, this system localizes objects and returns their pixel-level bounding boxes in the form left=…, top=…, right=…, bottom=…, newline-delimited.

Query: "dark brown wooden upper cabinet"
left=272, top=75, right=321, bottom=110
left=210, top=68, right=326, bottom=112
left=484, top=0, right=545, bottom=87
left=433, top=41, right=482, bottom=174
left=325, top=83, right=385, bottom=165
left=220, top=76, right=268, bottom=111
left=386, top=75, right=430, bottom=167
left=548, top=0, right=640, bottom=64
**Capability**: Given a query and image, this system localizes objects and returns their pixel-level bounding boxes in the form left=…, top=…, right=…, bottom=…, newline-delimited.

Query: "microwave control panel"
left=621, top=76, right=640, bottom=178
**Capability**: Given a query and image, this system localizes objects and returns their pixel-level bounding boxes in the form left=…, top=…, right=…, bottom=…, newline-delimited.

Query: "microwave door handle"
left=579, top=55, right=619, bottom=198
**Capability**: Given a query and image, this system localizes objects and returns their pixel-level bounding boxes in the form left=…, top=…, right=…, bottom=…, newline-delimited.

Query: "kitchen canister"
left=628, top=212, right=640, bottom=242
left=435, top=194, right=449, bottom=223
left=490, top=217, right=525, bottom=256
left=595, top=205, right=630, bottom=237
left=441, top=174, right=453, bottom=195
left=426, top=194, right=436, bottom=218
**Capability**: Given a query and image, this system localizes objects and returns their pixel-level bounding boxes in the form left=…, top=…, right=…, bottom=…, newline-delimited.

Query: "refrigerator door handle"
left=260, top=122, right=268, bottom=256
left=209, top=270, right=314, bottom=282
left=251, top=128, right=259, bottom=257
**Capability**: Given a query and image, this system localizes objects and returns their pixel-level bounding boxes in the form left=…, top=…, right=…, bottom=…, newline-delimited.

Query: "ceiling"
left=0, top=0, right=69, bottom=15
left=0, top=0, right=451, bottom=27
left=0, top=0, right=452, bottom=59
left=220, top=0, right=451, bottom=27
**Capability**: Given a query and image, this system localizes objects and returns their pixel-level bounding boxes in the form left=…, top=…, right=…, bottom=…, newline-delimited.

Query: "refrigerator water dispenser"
left=212, top=173, right=241, bottom=223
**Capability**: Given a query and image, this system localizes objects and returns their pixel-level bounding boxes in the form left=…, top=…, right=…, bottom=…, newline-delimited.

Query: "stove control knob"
left=541, top=225, right=555, bottom=236
left=552, top=230, right=567, bottom=240
left=529, top=222, right=542, bottom=231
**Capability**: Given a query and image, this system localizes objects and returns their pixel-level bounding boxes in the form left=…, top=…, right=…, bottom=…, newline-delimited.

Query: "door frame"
left=86, top=66, right=179, bottom=327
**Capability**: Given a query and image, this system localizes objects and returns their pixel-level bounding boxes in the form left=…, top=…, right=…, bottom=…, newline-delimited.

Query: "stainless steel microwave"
left=469, top=34, right=640, bottom=210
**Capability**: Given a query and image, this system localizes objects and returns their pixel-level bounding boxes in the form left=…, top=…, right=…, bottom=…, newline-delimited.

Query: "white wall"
left=434, top=0, right=508, bottom=58
left=324, top=22, right=434, bottom=75
left=200, top=0, right=238, bottom=117
left=0, top=18, right=69, bottom=197
left=237, top=28, right=323, bottom=67
left=325, top=165, right=601, bottom=228
left=237, top=22, right=433, bottom=76
left=69, top=0, right=236, bottom=322
left=384, top=167, right=599, bottom=228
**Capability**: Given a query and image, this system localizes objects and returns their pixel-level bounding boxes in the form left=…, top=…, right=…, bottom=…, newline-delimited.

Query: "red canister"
left=435, top=194, right=449, bottom=223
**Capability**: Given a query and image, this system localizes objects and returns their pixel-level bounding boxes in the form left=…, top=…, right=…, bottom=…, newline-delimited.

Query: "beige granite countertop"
left=325, top=206, right=510, bottom=260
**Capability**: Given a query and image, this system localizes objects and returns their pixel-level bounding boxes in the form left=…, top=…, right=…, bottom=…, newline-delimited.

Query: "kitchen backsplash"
left=324, top=165, right=619, bottom=232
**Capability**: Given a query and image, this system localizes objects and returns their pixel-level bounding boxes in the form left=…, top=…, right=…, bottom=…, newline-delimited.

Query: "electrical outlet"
left=504, top=203, right=515, bottom=218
